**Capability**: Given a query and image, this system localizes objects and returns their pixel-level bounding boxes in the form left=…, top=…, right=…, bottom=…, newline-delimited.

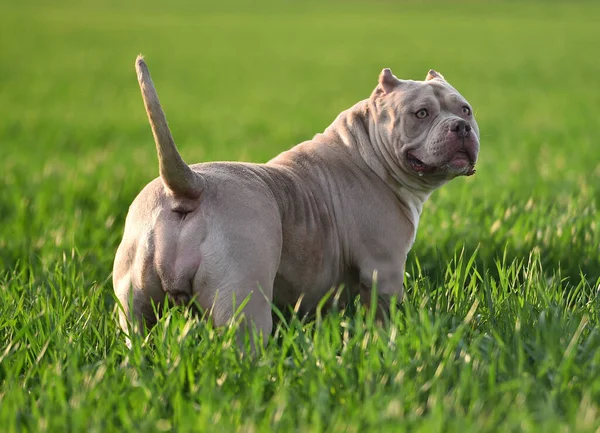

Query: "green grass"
left=1, top=0, right=599, bottom=431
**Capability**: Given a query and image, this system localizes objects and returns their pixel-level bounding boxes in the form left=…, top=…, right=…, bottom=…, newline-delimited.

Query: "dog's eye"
left=462, top=106, right=471, bottom=116
left=415, top=108, right=428, bottom=119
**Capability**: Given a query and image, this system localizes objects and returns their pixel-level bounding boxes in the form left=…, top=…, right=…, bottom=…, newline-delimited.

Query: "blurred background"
left=0, top=0, right=598, bottom=284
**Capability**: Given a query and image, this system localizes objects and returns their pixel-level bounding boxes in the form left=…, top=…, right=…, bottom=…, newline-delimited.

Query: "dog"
left=113, top=55, right=479, bottom=346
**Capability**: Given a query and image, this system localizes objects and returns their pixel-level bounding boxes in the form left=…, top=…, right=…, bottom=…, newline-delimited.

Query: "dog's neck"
left=320, top=100, right=435, bottom=229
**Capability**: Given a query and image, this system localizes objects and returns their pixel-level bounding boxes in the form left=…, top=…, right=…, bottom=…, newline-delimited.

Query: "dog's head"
left=370, top=68, right=480, bottom=186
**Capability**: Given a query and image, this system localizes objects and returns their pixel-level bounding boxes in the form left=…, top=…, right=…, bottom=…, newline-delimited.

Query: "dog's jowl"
left=113, top=56, right=480, bottom=347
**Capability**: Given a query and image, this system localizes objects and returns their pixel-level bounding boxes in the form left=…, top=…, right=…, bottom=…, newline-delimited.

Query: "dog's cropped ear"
left=425, top=69, right=445, bottom=81
left=376, top=68, right=402, bottom=95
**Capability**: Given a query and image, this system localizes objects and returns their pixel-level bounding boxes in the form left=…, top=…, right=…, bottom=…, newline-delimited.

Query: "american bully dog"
left=113, top=55, right=479, bottom=346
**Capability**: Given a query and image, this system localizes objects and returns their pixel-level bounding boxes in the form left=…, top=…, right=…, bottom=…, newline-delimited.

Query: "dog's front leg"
left=357, top=263, right=405, bottom=322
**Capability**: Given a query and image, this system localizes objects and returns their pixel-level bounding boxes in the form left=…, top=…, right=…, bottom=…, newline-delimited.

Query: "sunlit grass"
left=0, top=0, right=599, bottom=431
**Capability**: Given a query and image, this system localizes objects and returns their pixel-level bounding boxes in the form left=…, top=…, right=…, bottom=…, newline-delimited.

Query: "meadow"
left=1, top=0, right=599, bottom=431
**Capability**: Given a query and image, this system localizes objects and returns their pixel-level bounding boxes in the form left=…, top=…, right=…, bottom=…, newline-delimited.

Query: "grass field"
left=1, top=0, right=600, bottom=431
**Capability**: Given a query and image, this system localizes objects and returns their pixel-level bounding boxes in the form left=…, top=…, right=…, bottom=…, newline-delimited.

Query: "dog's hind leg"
left=191, top=210, right=283, bottom=352
left=113, top=220, right=167, bottom=345
left=207, top=280, right=274, bottom=352
left=114, top=271, right=165, bottom=344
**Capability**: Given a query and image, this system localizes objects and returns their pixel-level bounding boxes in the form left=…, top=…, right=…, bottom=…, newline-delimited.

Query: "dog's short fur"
left=113, top=56, right=480, bottom=345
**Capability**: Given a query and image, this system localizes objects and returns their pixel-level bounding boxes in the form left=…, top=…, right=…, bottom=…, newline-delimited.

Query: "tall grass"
left=1, top=0, right=599, bottom=431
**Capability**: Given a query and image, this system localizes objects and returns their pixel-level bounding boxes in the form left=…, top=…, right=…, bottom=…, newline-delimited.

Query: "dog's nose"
left=450, top=119, right=471, bottom=138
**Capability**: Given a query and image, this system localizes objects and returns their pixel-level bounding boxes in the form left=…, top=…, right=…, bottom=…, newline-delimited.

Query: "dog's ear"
left=425, top=69, right=445, bottom=81
left=376, top=68, right=402, bottom=94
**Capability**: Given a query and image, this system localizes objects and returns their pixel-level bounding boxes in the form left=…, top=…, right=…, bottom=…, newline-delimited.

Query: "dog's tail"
left=135, top=55, right=204, bottom=199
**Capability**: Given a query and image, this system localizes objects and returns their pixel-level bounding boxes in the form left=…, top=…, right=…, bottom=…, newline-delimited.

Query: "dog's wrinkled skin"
left=113, top=57, right=479, bottom=347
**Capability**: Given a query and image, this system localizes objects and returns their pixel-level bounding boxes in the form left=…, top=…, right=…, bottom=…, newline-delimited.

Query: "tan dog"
left=113, top=56, right=479, bottom=346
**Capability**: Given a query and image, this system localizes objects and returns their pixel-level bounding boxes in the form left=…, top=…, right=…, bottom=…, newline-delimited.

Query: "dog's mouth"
left=407, top=153, right=429, bottom=174
left=407, top=151, right=476, bottom=177
left=448, top=149, right=477, bottom=176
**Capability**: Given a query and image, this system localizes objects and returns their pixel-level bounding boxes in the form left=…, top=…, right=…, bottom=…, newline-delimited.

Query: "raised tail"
left=135, top=55, right=204, bottom=199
